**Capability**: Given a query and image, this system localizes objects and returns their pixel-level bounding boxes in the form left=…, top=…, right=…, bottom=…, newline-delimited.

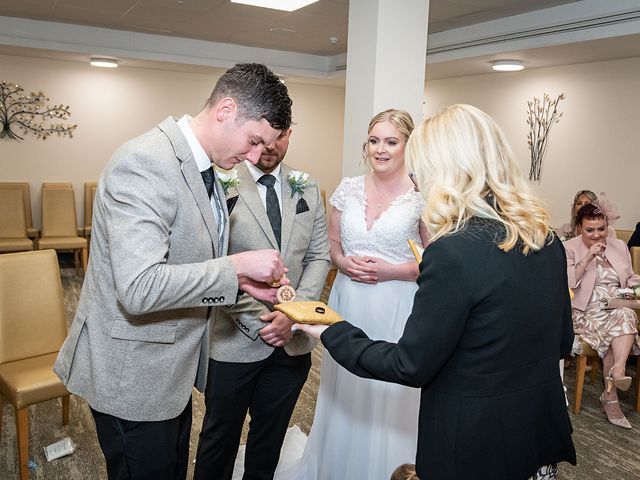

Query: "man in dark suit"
left=194, top=128, right=331, bottom=480
left=54, top=64, right=292, bottom=480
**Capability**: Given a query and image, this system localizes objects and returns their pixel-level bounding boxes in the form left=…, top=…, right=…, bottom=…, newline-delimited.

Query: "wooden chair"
left=0, top=189, right=33, bottom=253
left=630, top=247, right=640, bottom=275
left=616, top=229, right=633, bottom=244
left=0, top=182, right=38, bottom=240
left=83, top=181, right=98, bottom=238
left=573, top=337, right=640, bottom=414
left=38, top=183, right=88, bottom=275
left=0, top=250, right=70, bottom=480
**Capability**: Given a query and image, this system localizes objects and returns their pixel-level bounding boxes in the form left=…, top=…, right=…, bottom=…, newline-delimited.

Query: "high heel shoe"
left=605, top=366, right=632, bottom=392
left=600, top=393, right=632, bottom=429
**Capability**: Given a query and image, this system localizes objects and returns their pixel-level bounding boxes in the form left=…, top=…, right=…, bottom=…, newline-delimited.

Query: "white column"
left=341, top=0, right=430, bottom=177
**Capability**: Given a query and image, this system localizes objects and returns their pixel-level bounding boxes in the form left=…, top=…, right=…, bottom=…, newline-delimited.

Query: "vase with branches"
left=0, top=81, right=77, bottom=140
left=526, top=92, right=565, bottom=181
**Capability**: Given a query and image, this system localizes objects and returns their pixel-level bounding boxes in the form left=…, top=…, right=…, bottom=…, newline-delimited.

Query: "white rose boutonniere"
left=215, top=167, right=240, bottom=195
left=287, top=170, right=310, bottom=198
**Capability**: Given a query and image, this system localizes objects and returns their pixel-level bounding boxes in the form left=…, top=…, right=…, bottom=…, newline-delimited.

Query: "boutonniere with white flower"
left=287, top=170, right=310, bottom=198
left=215, top=167, right=240, bottom=195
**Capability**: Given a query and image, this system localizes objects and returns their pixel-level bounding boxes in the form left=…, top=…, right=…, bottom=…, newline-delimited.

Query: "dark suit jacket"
left=322, top=218, right=576, bottom=480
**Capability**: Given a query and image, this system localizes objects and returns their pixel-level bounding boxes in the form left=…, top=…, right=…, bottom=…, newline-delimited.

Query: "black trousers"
left=91, top=397, right=192, bottom=480
left=193, top=349, right=311, bottom=480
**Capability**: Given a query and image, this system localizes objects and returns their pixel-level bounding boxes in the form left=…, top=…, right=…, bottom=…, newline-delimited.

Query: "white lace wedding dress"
left=273, top=175, right=425, bottom=480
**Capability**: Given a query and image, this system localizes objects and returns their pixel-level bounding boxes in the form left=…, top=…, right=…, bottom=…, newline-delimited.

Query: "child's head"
left=390, top=463, right=419, bottom=480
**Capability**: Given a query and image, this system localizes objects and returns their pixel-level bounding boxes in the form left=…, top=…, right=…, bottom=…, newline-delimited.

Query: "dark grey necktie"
left=258, top=174, right=281, bottom=249
left=201, top=167, right=215, bottom=198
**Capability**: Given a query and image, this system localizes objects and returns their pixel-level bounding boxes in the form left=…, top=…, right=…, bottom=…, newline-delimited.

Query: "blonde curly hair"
left=406, top=104, right=551, bottom=254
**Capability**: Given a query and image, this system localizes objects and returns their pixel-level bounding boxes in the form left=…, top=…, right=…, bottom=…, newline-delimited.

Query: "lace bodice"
left=330, top=175, right=424, bottom=263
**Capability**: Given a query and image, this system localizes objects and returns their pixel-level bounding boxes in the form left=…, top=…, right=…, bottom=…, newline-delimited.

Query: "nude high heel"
left=600, top=394, right=632, bottom=429
left=605, top=365, right=632, bottom=393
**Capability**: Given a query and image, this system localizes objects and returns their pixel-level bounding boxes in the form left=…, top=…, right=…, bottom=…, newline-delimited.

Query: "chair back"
left=84, top=181, right=98, bottom=233
left=0, top=190, right=28, bottom=238
left=0, top=250, right=67, bottom=365
left=616, top=229, right=633, bottom=244
left=41, top=183, right=79, bottom=237
left=631, top=247, right=640, bottom=275
left=0, top=182, right=34, bottom=233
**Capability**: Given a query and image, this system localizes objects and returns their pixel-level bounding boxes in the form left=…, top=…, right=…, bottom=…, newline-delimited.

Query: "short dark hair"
left=207, top=63, right=292, bottom=130
left=576, top=202, right=606, bottom=226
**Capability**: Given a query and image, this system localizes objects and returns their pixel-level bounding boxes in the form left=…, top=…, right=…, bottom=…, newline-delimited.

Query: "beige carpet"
left=1, top=269, right=639, bottom=479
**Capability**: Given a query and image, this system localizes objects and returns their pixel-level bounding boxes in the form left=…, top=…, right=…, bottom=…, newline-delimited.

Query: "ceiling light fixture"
left=90, top=57, right=118, bottom=68
left=230, top=0, right=318, bottom=12
left=491, top=60, right=524, bottom=72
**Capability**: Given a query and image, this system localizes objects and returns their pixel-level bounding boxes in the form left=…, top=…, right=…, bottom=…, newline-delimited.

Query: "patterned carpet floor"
left=1, top=269, right=639, bottom=479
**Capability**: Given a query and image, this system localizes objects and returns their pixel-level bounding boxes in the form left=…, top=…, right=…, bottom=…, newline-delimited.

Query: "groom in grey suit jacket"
left=54, top=64, right=293, bottom=480
left=193, top=128, right=331, bottom=480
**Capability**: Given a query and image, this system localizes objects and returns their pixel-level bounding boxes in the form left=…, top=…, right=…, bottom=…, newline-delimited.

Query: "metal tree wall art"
left=526, top=92, right=565, bottom=181
left=0, top=81, right=77, bottom=140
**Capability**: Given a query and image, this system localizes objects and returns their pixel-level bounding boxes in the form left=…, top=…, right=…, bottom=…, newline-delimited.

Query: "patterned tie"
left=201, top=166, right=215, bottom=198
left=258, top=174, right=281, bottom=249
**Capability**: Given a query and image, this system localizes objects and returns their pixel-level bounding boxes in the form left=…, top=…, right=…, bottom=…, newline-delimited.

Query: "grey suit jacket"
left=210, top=162, right=331, bottom=362
left=54, top=117, right=239, bottom=422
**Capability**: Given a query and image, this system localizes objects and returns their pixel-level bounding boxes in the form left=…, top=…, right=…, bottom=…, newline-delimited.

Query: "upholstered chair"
left=37, top=183, right=88, bottom=275
left=0, top=189, right=33, bottom=253
left=0, top=182, right=38, bottom=239
left=0, top=250, right=70, bottom=480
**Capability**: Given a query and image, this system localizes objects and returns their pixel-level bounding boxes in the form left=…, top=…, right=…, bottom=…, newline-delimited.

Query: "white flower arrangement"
left=215, top=167, right=240, bottom=195
left=287, top=170, right=310, bottom=198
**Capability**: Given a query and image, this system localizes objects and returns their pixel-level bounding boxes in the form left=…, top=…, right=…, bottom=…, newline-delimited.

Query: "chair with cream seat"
left=0, top=249, right=70, bottom=480
left=0, top=182, right=39, bottom=240
left=0, top=189, right=33, bottom=253
left=38, top=182, right=88, bottom=275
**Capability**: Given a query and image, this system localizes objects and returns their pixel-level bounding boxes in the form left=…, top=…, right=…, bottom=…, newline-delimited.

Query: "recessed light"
left=491, top=60, right=524, bottom=72
left=90, top=57, right=118, bottom=68
left=231, top=0, right=318, bottom=12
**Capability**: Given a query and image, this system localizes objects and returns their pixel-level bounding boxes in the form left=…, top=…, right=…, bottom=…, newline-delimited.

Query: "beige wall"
left=0, top=53, right=344, bottom=228
left=424, top=56, right=640, bottom=230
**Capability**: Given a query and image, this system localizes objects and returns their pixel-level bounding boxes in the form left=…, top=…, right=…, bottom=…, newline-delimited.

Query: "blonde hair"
left=362, top=109, right=415, bottom=163
left=406, top=104, right=550, bottom=254
left=390, top=463, right=419, bottom=480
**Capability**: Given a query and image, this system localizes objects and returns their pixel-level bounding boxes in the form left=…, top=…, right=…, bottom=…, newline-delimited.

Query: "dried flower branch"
left=0, top=81, right=77, bottom=141
left=526, top=92, right=565, bottom=181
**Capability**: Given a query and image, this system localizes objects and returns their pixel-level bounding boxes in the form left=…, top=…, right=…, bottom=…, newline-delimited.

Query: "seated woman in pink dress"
left=563, top=202, right=640, bottom=429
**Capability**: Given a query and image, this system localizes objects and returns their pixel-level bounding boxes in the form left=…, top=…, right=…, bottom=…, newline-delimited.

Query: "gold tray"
left=274, top=301, right=343, bottom=325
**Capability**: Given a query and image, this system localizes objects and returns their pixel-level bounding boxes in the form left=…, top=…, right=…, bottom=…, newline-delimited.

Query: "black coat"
left=322, top=218, right=576, bottom=480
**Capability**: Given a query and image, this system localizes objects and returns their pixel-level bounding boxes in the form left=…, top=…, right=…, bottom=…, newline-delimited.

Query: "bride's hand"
left=342, top=256, right=378, bottom=284
left=351, top=256, right=394, bottom=283
left=294, top=323, right=329, bottom=339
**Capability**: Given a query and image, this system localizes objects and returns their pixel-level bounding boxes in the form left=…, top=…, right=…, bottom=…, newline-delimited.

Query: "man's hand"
left=238, top=277, right=279, bottom=303
left=259, top=311, right=295, bottom=347
left=230, top=249, right=287, bottom=285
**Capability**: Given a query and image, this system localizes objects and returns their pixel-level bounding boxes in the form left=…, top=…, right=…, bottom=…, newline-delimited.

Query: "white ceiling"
left=0, top=0, right=579, bottom=56
left=1, top=0, right=640, bottom=83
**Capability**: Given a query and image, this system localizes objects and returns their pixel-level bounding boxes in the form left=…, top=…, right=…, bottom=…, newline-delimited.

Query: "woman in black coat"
left=296, top=104, right=576, bottom=480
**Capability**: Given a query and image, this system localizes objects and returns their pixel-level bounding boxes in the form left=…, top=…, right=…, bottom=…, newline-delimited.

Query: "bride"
left=274, top=109, right=430, bottom=479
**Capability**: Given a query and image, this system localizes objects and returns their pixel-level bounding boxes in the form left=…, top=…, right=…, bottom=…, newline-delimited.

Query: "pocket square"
left=226, top=196, right=239, bottom=215
left=296, top=197, right=310, bottom=214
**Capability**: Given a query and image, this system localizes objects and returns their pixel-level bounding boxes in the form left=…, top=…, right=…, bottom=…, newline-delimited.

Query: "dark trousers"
left=91, top=397, right=192, bottom=480
left=193, top=349, right=311, bottom=480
